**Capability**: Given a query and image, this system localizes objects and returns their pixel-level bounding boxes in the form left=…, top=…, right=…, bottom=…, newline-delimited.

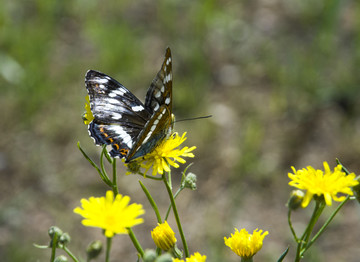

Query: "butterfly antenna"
left=175, top=115, right=212, bottom=123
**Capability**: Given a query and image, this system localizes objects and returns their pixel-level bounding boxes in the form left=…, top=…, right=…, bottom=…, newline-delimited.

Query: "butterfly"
left=85, top=47, right=173, bottom=162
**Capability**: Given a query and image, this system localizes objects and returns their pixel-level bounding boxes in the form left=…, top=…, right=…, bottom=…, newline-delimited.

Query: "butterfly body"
left=85, top=48, right=173, bottom=162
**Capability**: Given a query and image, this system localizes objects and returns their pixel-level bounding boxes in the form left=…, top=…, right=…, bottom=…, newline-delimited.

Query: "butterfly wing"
left=85, top=70, right=152, bottom=158
left=125, top=47, right=173, bottom=162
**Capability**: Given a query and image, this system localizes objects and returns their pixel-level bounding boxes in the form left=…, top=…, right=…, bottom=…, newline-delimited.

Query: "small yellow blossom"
left=126, top=132, right=196, bottom=176
left=83, top=95, right=94, bottom=125
left=151, top=221, right=177, bottom=251
left=73, top=191, right=144, bottom=238
left=288, top=162, right=359, bottom=208
left=172, top=252, right=207, bottom=262
left=224, top=228, right=268, bottom=259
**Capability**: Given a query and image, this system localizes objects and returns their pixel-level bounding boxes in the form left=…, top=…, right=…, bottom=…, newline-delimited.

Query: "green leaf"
left=277, top=246, right=289, bottom=262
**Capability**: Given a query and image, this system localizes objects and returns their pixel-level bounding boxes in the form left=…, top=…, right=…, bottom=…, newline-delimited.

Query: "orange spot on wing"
left=120, top=148, right=129, bottom=156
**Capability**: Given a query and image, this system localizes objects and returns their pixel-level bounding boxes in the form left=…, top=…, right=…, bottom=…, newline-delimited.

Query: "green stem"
left=78, top=142, right=112, bottom=186
left=127, top=228, right=144, bottom=257
left=165, top=187, right=183, bottom=221
left=112, top=158, right=119, bottom=195
left=105, top=237, right=112, bottom=262
left=287, top=209, right=299, bottom=242
left=63, top=246, right=79, bottom=262
left=100, top=147, right=112, bottom=186
left=139, top=180, right=162, bottom=223
left=50, top=233, right=58, bottom=262
left=304, top=196, right=350, bottom=253
left=303, top=201, right=325, bottom=244
left=162, top=174, right=189, bottom=257
left=295, top=200, right=325, bottom=261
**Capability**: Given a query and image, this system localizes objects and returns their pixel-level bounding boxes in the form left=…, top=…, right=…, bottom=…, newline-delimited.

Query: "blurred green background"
left=1, top=0, right=360, bottom=261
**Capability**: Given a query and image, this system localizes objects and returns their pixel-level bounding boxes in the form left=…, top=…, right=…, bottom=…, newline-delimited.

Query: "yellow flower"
left=83, top=95, right=94, bottom=125
left=73, top=191, right=145, bottom=238
left=172, top=252, right=207, bottom=262
left=288, top=162, right=359, bottom=208
left=127, top=132, right=196, bottom=176
left=224, top=228, right=268, bottom=259
left=151, top=221, right=177, bottom=251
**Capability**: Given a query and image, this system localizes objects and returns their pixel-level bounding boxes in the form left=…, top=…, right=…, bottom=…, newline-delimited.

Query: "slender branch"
left=305, top=196, right=350, bottom=252
left=139, top=180, right=162, bottom=223
left=112, top=159, right=119, bottom=195
left=127, top=228, right=144, bottom=257
left=162, top=174, right=189, bottom=257
left=165, top=187, right=183, bottom=221
left=287, top=209, right=299, bottom=242
left=63, top=246, right=79, bottom=262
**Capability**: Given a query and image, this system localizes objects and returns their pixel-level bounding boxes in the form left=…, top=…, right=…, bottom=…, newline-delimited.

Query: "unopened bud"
left=155, top=253, right=173, bottom=262
left=151, top=221, right=177, bottom=251
left=54, top=255, right=68, bottom=262
left=86, top=240, right=102, bottom=260
left=59, top=233, right=71, bottom=246
left=183, top=172, right=197, bottom=190
left=352, top=176, right=360, bottom=204
left=287, top=190, right=304, bottom=210
left=143, top=249, right=157, bottom=262
left=48, top=226, right=63, bottom=239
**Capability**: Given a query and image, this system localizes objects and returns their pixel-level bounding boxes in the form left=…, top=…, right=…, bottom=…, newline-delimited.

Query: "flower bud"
left=287, top=190, right=304, bottom=210
left=59, top=233, right=71, bottom=246
left=86, top=240, right=103, bottom=260
left=352, top=176, right=360, bottom=204
left=143, top=249, right=157, bottom=262
left=54, top=255, right=68, bottom=262
left=154, top=253, right=173, bottom=262
left=48, top=226, right=63, bottom=239
left=151, top=221, right=177, bottom=251
left=183, top=172, right=197, bottom=190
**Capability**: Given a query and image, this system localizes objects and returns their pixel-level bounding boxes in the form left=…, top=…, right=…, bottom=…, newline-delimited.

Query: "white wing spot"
left=165, top=97, right=171, bottom=105
left=166, top=57, right=171, bottom=65
left=107, top=98, right=122, bottom=105
left=108, top=126, right=133, bottom=148
left=96, top=78, right=109, bottom=84
left=109, top=89, right=126, bottom=97
left=132, top=105, right=144, bottom=112
left=161, top=85, right=165, bottom=92
left=150, top=124, right=156, bottom=132
left=155, top=90, right=161, bottom=98
left=153, top=102, right=160, bottom=112
left=143, top=132, right=152, bottom=144
left=111, top=113, right=122, bottom=120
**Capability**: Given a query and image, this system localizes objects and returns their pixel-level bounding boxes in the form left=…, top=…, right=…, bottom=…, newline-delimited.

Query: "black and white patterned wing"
left=85, top=70, right=152, bottom=158
left=145, top=47, right=172, bottom=114
left=125, top=47, right=173, bottom=162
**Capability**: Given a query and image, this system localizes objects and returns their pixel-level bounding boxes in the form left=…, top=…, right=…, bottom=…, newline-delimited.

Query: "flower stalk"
left=162, top=173, right=189, bottom=257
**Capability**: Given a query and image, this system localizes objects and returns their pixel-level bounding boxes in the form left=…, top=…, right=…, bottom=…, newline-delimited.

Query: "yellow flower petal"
left=151, top=221, right=177, bottom=251
left=74, top=191, right=145, bottom=237
left=224, top=228, right=268, bottom=259
left=289, top=162, right=359, bottom=208
left=126, top=132, right=196, bottom=176
left=172, top=252, right=207, bottom=262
